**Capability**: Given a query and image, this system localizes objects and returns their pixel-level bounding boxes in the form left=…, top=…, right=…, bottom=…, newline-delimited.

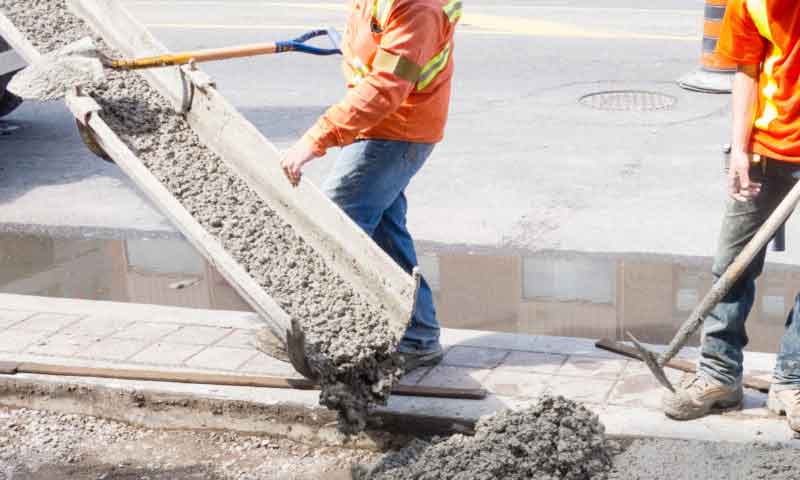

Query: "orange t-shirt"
left=303, top=0, right=459, bottom=156
left=717, top=0, right=800, bottom=162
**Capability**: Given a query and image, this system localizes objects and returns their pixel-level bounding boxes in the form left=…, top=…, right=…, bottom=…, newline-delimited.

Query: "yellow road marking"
left=135, top=1, right=696, bottom=41
left=146, top=22, right=696, bottom=42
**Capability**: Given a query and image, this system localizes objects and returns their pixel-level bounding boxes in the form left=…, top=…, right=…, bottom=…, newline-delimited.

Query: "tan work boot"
left=662, top=374, right=743, bottom=420
left=767, top=388, right=800, bottom=432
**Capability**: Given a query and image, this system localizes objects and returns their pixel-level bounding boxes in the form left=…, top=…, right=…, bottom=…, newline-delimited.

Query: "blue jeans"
left=700, top=159, right=800, bottom=391
left=322, top=139, right=440, bottom=353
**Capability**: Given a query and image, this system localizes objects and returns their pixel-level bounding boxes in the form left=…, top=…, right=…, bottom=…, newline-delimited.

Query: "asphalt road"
left=4, top=0, right=785, bottom=263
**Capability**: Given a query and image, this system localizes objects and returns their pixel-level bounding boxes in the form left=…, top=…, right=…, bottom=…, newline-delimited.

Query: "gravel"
left=0, top=0, right=404, bottom=434
left=0, top=406, right=375, bottom=480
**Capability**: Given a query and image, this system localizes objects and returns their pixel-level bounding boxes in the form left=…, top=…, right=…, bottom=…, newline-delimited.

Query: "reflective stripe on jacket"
left=303, top=0, right=460, bottom=156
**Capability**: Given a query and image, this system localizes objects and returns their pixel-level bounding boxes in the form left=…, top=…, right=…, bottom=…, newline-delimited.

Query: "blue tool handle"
left=275, top=29, right=342, bottom=56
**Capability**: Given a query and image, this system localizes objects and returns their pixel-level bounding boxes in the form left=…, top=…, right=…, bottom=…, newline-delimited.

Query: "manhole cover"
left=579, top=90, right=677, bottom=112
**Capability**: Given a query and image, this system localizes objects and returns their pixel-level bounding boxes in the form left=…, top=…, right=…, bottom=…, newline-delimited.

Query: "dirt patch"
left=354, top=396, right=615, bottom=480
left=1, top=0, right=404, bottom=434
left=0, top=406, right=375, bottom=480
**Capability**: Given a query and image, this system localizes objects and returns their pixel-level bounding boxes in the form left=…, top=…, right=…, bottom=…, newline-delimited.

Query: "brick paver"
left=13, top=313, right=82, bottom=333
left=215, top=329, right=256, bottom=349
left=112, top=322, right=182, bottom=342
left=0, top=329, right=52, bottom=353
left=129, top=343, right=206, bottom=366
left=26, top=333, right=103, bottom=357
left=498, top=351, right=567, bottom=374
left=83, top=338, right=150, bottom=361
left=442, top=346, right=510, bottom=369
left=185, top=346, right=258, bottom=371
left=162, top=326, right=233, bottom=346
left=0, top=309, right=37, bottom=328
left=558, top=355, right=628, bottom=380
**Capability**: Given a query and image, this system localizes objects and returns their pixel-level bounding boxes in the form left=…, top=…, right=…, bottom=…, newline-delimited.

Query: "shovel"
left=631, top=175, right=800, bottom=392
left=9, top=28, right=342, bottom=101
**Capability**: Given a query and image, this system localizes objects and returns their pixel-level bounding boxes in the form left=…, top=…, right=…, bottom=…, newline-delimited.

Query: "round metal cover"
left=579, top=90, right=677, bottom=112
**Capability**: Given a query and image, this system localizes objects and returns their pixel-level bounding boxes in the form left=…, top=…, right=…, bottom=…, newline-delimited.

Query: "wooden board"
left=2, top=361, right=488, bottom=400
left=595, top=338, right=773, bottom=393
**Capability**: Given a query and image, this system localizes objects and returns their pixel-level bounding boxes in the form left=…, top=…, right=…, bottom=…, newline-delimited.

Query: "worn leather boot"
left=768, top=388, right=800, bottom=433
left=662, top=373, right=743, bottom=420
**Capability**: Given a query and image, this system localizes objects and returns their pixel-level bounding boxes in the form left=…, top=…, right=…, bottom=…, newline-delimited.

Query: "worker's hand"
left=728, top=150, right=762, bottom=202
left=280, top=138, right=318, bottom=187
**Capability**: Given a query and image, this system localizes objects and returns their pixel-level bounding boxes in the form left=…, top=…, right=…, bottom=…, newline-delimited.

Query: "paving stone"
left=417, top=366, right=490, bottom=390
left=739, top=390, right=769, bottom=417
left=68, top=316, right=137, bottom=337
left=442, top=346, right=509, bottom=369
left=185, top=347, right=258, bottom=371
left=25, top=333, right=103, bottom=357
left=558, top=355, right=628, bottom=379
left=497, top=351, right=567, bottom=374
left=112, top=322, right=182, bottom=342
left=484, top=369, right=549, bottom=398
left=13, top=313, right=82, bottom=333
left=0, top=329, right=51, bottom=353
left=532, top=336, right=619, bottom=358
left=129, top=343, right=206, bottom=366
left=161, top=326, right=234, bottom=346
left=0, top=309, right=37, bottom=328
left=398, top=367, right=431, bottom=386
left=607, top=366, right=684, bottom=410
left=82, top=338, right=150, bottom=361
left=546, top=375, right=617, bottom=405
left=215, top=329, right=257, bottom=349
left=238, top=352, right=300, bottom=378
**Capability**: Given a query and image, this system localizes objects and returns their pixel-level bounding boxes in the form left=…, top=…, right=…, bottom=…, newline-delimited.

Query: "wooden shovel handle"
left=111, top=42, right=279, bottom=70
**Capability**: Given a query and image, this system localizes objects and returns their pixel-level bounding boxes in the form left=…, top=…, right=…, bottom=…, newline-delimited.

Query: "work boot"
left=767, top=388, right=800, bottom=433
left=662, top=373, right=743, bottom=420
left=398, top=345, right=444, bottom=373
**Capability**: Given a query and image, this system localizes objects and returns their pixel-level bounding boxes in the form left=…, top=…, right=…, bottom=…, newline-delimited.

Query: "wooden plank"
left=0, top=362, right=19, bottom=374
left=68, top=0, right=418, bottom=335
left=11, top=361, right=488, bottom=400
left=595, top=338, right=773, bottom=393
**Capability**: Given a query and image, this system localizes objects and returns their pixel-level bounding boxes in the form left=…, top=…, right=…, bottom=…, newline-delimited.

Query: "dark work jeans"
left=700, top=158, right=800, bottom=391
left=322, top=139, right=440, bottom=354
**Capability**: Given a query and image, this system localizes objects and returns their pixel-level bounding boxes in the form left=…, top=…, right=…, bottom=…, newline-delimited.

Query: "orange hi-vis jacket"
left=717, top=0, right=800, bottom=162
left=303, top=0, right=462, bottom=157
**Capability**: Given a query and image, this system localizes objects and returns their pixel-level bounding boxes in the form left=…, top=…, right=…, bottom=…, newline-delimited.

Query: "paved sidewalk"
left=0, top=293, right=795, bottom=445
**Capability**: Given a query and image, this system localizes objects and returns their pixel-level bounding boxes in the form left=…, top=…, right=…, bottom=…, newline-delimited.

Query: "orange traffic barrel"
left=678, top=0, right=735, bottom=93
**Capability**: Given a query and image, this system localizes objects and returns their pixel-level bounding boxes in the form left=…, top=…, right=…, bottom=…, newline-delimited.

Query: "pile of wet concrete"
left=355, top=395, right=800, bottom=480
left=355, top=396, right=615, bottom=480
left=1, top=0, right=403, bottom=433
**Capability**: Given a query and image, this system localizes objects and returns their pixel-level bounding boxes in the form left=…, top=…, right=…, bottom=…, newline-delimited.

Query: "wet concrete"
left=1, top=230, right=796, bottom=354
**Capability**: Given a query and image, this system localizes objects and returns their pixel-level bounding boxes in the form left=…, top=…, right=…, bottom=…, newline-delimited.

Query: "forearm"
left=304, top=75, right=413, bottom=156
left=730, top=64, right=759, bottom=155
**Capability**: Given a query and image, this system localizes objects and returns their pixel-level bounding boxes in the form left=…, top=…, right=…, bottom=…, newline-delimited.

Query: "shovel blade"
left=286, top=317, right=318, bottom=381
left=8, top=37, right=106, bottom=101
left=628, top=333, right=675, bottom=392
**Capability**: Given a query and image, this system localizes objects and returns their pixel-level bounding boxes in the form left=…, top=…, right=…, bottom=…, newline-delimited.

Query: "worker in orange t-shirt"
left=279, top=0, right=461, bottom=370
left=663, top=0, right=800, bottom=433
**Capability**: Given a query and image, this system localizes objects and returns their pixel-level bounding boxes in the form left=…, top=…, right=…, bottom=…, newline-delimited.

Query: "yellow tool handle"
left=110, top=42, right=279, bottom=70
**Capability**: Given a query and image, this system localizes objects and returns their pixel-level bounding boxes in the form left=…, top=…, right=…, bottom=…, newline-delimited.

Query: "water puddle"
left=0, top=231, right=795, bottom=353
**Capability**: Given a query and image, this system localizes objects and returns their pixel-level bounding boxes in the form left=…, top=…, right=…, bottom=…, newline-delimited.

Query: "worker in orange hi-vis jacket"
left=279, top=0, right=461, bottom=370
left=662, top=0, right=800, bottom=433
